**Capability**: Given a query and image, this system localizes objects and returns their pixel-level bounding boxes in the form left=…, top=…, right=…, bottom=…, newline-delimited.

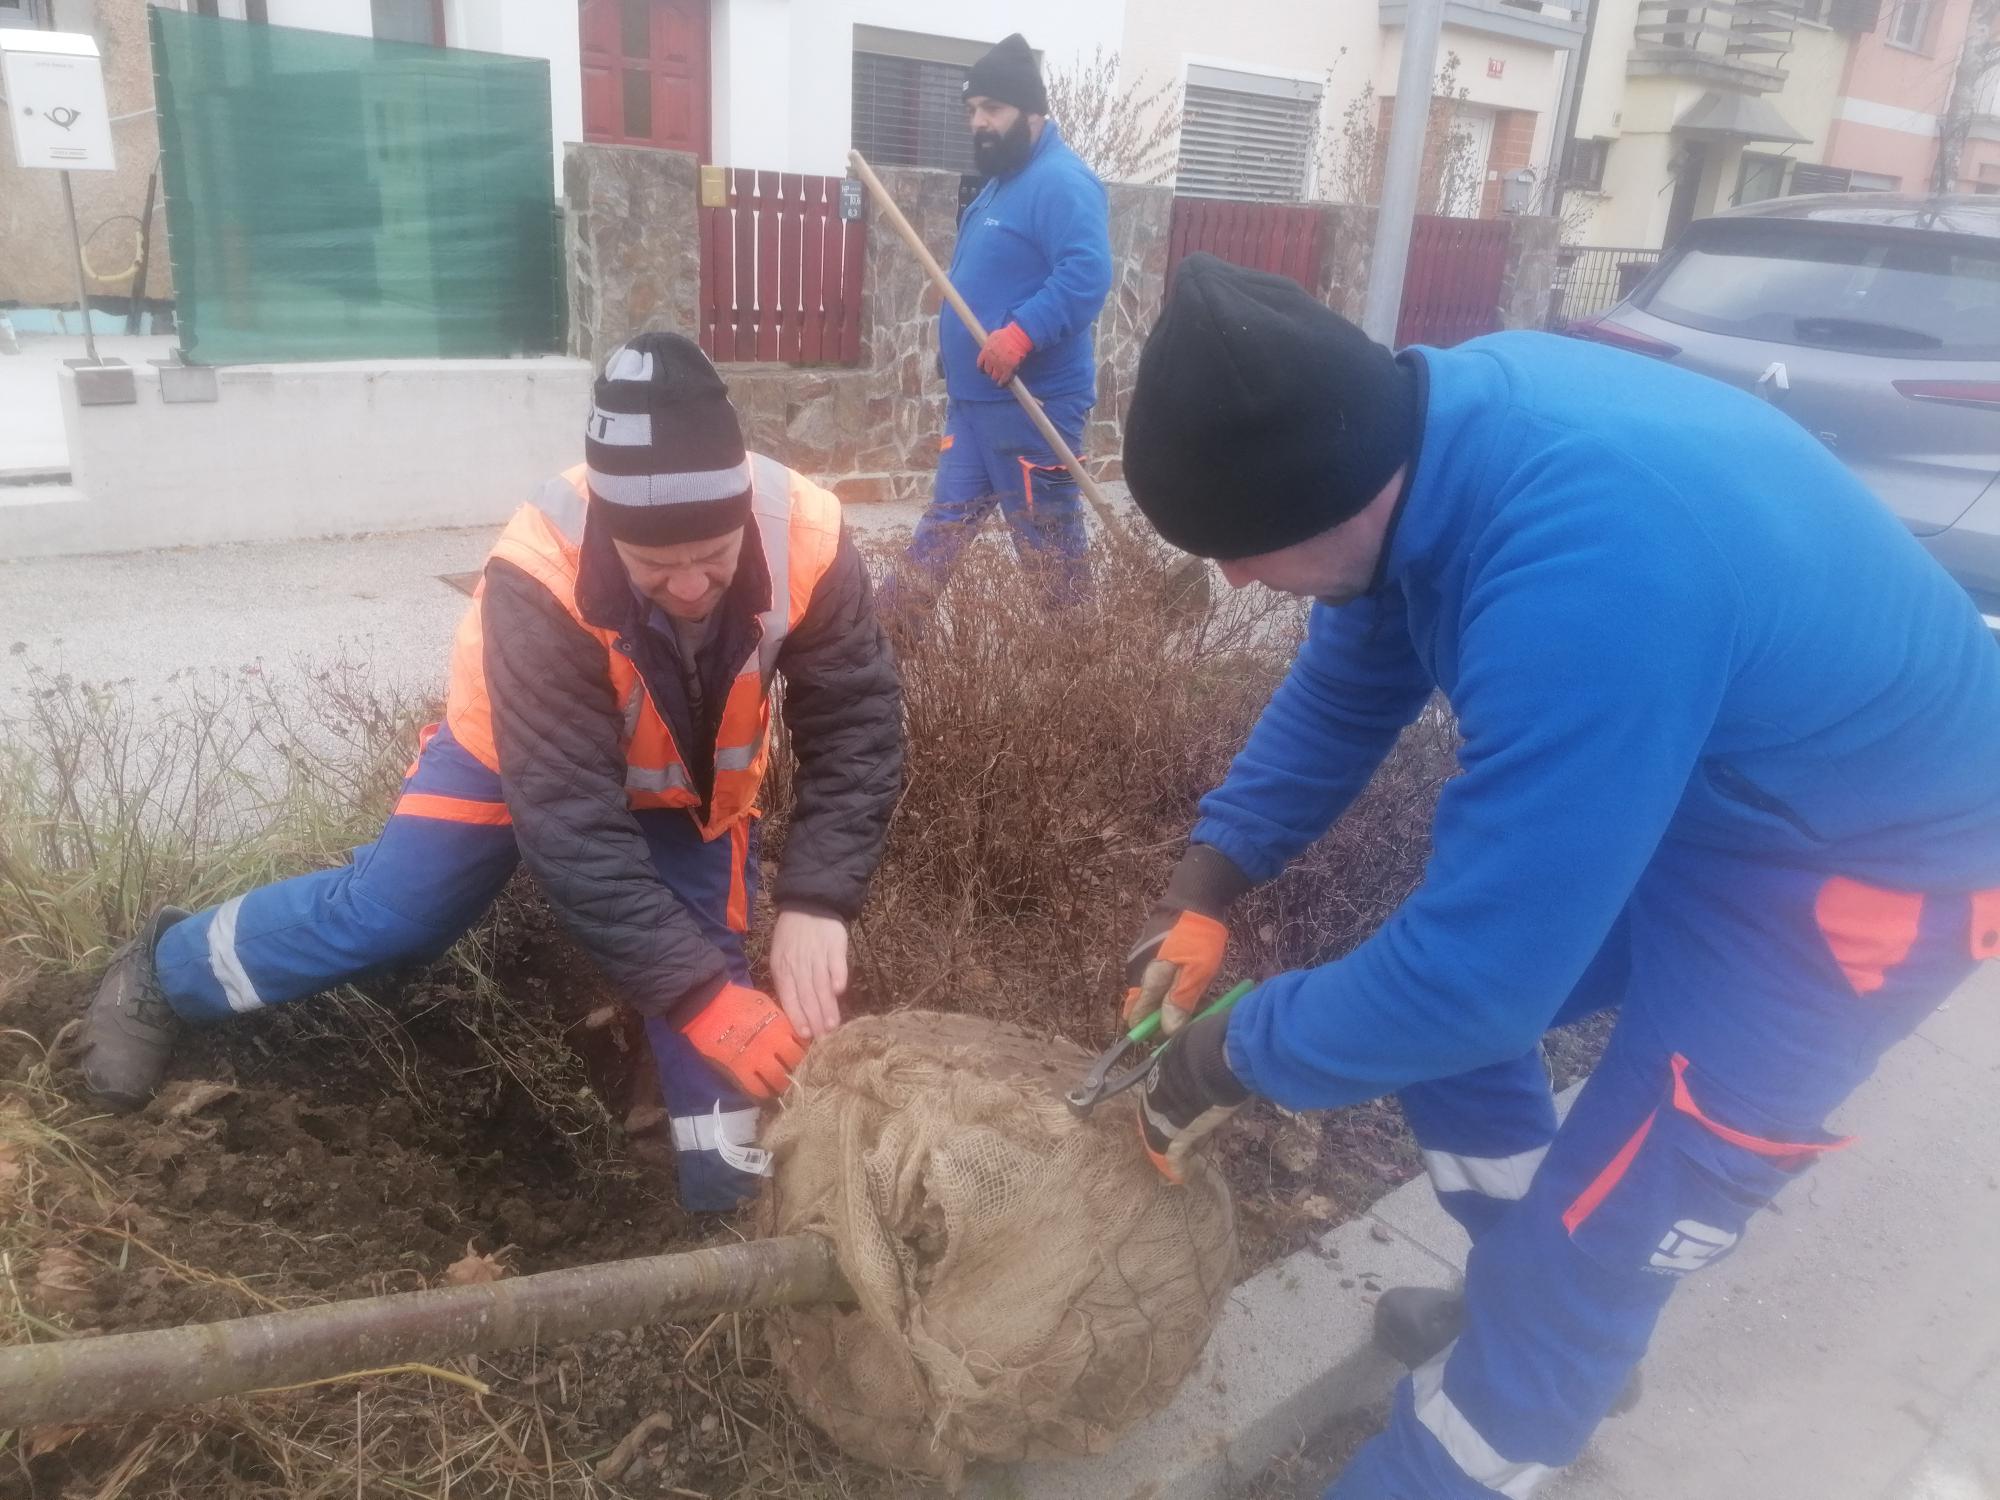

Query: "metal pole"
left=60, top=169, right=102, bottom=364
left=1361, top=0, right=1448, bottom=345
left=127, top=158, right=160, bottom=335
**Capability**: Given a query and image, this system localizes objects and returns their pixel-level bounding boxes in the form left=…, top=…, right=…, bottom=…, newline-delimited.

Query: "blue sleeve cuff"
left=1222, top=995, right=1268, bottom=1097
left=1188, top=818, right=1290, bottom=885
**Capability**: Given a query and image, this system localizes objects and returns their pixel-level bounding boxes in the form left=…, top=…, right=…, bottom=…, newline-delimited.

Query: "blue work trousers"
left=1330, top=843, right=1993, bottom=1497
left=153, top=722, right=765, bottom=1211
left=901, top=394, right=1093, bottom=607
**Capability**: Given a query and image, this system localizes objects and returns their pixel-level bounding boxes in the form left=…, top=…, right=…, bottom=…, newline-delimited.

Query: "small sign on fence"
left=839, top=177, right=864, bottom=222
left=700, top=165, right=728, bottom=209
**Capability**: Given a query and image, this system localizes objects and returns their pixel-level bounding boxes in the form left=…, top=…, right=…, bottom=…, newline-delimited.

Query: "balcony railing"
left=1630, top=1, right=1799, bottom=92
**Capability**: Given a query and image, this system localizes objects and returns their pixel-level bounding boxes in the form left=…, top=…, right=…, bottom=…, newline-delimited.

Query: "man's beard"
left=972, top=116, right=1034, bottom=179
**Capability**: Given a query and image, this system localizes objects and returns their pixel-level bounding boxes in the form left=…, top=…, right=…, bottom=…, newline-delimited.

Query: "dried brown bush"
left=764, top=539, right=1457, bottom=1052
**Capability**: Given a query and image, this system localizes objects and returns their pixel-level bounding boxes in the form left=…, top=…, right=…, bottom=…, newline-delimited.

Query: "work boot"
left=1373, top=1285, right=1644, bottom=1416
left=80, top=907, right=191, bottom=1113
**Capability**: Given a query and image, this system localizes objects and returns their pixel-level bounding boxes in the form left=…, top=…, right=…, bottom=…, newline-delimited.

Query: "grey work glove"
left=1122, top=844, right=1254, bottom=1035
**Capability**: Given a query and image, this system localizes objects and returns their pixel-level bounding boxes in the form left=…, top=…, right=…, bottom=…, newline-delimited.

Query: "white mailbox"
left=0, top=29, right=116, bottom=173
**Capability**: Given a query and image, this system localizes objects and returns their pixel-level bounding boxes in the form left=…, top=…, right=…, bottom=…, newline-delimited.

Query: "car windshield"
left=1640, top=222, right=2000, bottom=358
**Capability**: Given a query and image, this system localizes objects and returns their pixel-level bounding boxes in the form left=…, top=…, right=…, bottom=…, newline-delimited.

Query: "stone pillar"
left=1086, top=181, right=1171, bottom=479
left=563, top=143, right=702, bottom=366
left=1497, top=214, right=1560, bottom=331
left=1315, top=203, right=1377, bottom=328
left=856, top=166, right=960, bottom=492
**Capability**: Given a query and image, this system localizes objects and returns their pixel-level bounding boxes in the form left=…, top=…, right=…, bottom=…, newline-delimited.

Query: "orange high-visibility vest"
left=444, top=455, right=843, bottom=841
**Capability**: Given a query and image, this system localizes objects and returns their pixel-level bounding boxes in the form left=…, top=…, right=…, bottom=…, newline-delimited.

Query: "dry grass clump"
left=0, top=660, right=419, bottom=972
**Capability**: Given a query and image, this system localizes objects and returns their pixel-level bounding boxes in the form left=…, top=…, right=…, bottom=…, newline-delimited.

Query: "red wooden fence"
left=697, top=169, right=866, bottom=366
left=1395, top=216, right=1509, bottom=349
left=1165, top=197, right=1324, bottom=294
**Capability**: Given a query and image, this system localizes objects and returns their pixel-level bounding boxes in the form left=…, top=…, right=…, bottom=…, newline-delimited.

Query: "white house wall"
left=441, top=0, right=583, bottom=192
left=1574, top=0, right=1639, bottom=141
left=1120, top=0, right=1367, bottom=194
left=711, top=0, right=1125, bottom=177
left=261, top=0, right=371, bottom=38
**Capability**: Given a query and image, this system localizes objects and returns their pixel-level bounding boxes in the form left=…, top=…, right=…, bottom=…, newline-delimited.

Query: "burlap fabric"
left=760, top=1011, right=1236, bottom=1481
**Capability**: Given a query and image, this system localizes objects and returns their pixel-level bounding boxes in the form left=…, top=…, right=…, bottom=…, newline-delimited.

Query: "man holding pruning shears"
left=1115, top=255, right=2000, bottom=1499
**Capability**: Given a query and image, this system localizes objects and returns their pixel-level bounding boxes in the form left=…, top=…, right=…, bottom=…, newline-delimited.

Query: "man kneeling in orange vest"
left=78, top=332, right=904, bottom=1210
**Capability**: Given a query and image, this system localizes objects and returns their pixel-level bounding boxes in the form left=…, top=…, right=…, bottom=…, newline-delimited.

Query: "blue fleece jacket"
left=1206, top=332, right=2000, bottom=1110
left=941, top=121, right=1112, bottom=404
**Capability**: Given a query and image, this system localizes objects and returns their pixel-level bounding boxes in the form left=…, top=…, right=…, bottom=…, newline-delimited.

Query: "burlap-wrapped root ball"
left=759, top=1011, right=1237, bottom=1481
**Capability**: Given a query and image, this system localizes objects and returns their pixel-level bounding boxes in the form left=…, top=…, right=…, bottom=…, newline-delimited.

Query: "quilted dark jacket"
left=479, top=497, right=901, bottom=1020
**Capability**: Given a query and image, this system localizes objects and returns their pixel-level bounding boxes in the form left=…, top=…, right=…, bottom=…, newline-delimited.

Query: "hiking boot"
left=1373, top=1285, right=1644, bottom=1416
left=80, top=907, right=191, bottom=1113
left=1374, top=1286, right=1471, bottom=1369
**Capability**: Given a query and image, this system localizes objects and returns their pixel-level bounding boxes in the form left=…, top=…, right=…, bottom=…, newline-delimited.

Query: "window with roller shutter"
left=850, top=28, right=997, bottom=175
left=1789, top=164, right=1850, bottom=194
left=1175, top=64, right=1322, bottom=203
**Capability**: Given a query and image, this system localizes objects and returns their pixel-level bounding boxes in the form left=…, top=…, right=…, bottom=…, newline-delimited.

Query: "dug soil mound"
left=1, top=896, right=919, bottom=1499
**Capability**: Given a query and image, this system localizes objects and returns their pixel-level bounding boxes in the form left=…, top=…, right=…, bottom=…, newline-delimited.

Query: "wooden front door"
left=581, top=0, right=710, bottom=158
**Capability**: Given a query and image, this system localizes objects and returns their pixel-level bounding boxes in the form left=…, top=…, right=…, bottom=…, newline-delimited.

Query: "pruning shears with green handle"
left=1066, top=981, right=1254, bottom=1118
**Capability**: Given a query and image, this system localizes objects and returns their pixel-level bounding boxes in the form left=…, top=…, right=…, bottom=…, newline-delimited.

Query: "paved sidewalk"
left=0, top=500, right=930, bottom=714
left=1544, top=962, right=2000, bottom=1500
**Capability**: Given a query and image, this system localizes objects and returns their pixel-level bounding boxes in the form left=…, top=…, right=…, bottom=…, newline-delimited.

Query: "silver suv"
left=1570, top=193, right=2000, bottom=637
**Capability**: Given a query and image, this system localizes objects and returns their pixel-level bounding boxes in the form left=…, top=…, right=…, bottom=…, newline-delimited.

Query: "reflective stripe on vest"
left=443, top=458, right=842, bottom=837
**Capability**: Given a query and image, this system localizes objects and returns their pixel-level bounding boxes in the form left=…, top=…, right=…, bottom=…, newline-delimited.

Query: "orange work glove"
left=976, top=322, right=1034, bottom=385
left=1122, top=845, right=1255, bottom=1035
left=679, top=982, right=806, bottom=1100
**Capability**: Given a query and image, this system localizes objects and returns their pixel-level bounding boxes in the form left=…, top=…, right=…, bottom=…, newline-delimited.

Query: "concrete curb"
left=970, top=1163, right=1475, bottom=1500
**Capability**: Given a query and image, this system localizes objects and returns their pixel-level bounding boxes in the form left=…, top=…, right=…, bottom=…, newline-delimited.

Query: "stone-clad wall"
left=562, top=143, right=1555, bottom=507
left=1083, top=183, right=1171, bottom=482
left=565, top=145, right=702, bottom=370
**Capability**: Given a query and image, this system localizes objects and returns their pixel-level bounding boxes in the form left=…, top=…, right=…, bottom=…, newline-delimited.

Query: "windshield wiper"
left=1792, top=315, right=1942, bottom=350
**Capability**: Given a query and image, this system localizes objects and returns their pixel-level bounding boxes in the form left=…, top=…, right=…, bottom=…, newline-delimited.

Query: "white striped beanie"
left=585, top=332, right=752, bottom=545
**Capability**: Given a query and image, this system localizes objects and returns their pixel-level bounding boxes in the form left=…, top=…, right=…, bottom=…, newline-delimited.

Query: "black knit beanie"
left=964, top=33, right=1048, bottom=115
left=585, top=332, right=751, bottom=546
left=1123, top=254, right=1420, bottom=561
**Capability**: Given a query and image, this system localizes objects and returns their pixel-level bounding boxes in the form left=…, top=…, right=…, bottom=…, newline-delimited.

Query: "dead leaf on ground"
left=1274, top=1131, right=1321, bottom=1175
left=1299, top=1193, right=1338, bottom=1222
left=442, top=1240, right=516, bottom=1286
left=32, top=1245, right=94, bottom=1312
left=596, top=1411, right=674, bottom=1481
left=0, top=1139, right=24, bottom=1201
left=161, top=1081, right=239, bottom=1120
left=21, top=1424, right=87, bottom=1460
left=623, top=1104, right=667, bottom=1135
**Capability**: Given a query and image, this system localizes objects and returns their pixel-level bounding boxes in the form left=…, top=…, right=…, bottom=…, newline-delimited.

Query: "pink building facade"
left=1824, top=0, right=1990, bottom=193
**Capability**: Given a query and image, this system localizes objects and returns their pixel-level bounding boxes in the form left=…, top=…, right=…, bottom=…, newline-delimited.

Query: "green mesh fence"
left=150, top=9, right=561, bottom=365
